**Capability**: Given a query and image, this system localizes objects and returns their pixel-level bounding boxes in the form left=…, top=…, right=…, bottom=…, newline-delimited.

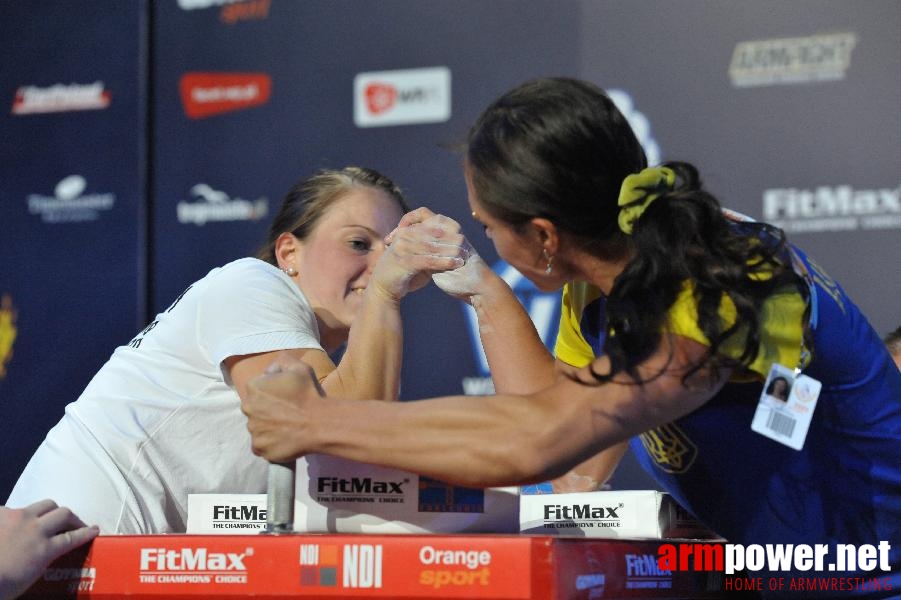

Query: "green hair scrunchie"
left=617, top=166, right=676, bottom=235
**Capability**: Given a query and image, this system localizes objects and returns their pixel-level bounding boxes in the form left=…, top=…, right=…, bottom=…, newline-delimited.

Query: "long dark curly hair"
left=466, top=77, right=801, bottom=384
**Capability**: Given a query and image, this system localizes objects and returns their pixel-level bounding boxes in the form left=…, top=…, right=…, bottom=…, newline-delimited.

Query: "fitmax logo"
left=544, top=504, right=622, bottom=520
left=139, top=548, right=248, bottom=571
left=317, top=477, right=406, bottom=494
left=213, top=505, right=266, bottom=521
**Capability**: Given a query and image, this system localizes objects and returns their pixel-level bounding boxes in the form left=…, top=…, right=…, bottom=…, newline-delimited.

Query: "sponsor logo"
left=418, top=544, right=492, bottom=590
left=461, top=260, right=560, bottom=395
left=27, top=175, right=116, bottom=224
left=138, top=546, right=251, bottom=585
left=418, top=477, right=484, bottom=513
left=211, top=504, right=266, bottom=531
left=299, top=543, right=383, bottom=588
left=315, top=476, right=409, bottom=505
left=763, top=183, right=901, bottom=233
left=0, top=294, right=16, bottom=380
left=354, top=67, right=451, bottom=127
left=179, top=73, right=271, bottom=119
left=177, top=0, right=270, bottom=24
left=12, top=82, right=110, bottom=115
left=541, top=501, right=625, bottom=530
left=176, top=183, right=269, bottom=225
left=42, top=567, right=97, bottom=594
left=729, top=32, right=857, bottom=88
left=608, top=89, right=661, bottom=166
left=626, top=553, right=674, bottom=590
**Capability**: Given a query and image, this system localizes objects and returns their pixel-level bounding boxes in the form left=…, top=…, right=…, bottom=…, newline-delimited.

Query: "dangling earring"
left=543, top=249, right=554, bottom=275
left=282, top=266, right=297, bottom=277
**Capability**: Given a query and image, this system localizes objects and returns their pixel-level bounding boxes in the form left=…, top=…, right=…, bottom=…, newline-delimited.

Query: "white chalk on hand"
left=432, top=252, right=484, bottom=296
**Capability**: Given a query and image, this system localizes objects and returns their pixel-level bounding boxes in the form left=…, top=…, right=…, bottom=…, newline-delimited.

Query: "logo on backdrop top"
left=353, top=67, right=451, bottom=128
left=177, top=0, right=270, bottom=24
left=11, top=82, right=111, bottom=115
left=729, top=32, right=857, bottom=88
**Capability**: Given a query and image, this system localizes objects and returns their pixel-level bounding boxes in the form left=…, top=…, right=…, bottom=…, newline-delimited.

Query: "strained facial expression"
left=295, top=187, right=403, bottom=332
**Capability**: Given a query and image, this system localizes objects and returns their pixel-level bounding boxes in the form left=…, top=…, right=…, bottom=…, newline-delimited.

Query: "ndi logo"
left=461, top=260, right=560, bottom=395
left=299, top=544, right=383, bottom=589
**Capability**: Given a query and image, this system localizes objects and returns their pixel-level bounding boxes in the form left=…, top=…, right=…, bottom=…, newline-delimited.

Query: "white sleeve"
left=193, top=259, right=323, bottom=371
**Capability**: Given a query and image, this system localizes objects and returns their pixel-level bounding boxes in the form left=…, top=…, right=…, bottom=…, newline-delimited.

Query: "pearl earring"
left=283, top=266, right=297, bottom=277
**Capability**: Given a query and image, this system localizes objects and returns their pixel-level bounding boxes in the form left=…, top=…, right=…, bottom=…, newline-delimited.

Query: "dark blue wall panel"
left=0, top=1, right=148, bottom=498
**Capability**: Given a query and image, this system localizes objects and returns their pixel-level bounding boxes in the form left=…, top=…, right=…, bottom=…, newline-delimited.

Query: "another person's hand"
left=387, top=207, right=492, bottom=301
left=242, top=353, right=325, bottom=463
left=372, top=207, right=467, bottom=302
left=430, top=237, right=490, bottom=301
left=0, top=500, right=99, bottom=600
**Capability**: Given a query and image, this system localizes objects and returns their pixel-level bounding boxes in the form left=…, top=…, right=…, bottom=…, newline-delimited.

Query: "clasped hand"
left=387, top=207, right=489, bottom=301
left=369, top=208, right=468, bottom=302
left=242, top=353, right=324, bottom=464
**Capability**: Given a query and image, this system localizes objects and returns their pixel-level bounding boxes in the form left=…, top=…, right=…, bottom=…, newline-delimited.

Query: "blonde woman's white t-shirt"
left=7, top=258, right=322, bottom=533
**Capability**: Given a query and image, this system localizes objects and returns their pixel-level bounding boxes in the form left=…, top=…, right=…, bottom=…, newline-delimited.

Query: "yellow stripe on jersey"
left=554, top=280, right=806, bottom=381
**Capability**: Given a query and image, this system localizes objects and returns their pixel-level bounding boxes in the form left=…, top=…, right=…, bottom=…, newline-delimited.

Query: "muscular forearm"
left=471, top=272, right=555, bottom=394
left=323, top=288, right=402, bottom=401
left=304, top=389, right=597, bottom=488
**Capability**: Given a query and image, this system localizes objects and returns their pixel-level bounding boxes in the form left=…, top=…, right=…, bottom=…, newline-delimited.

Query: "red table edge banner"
left=25, top=534, right=727, bottom=599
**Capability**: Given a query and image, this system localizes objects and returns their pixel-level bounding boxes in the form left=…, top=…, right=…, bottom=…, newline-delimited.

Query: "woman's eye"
left=349, top=239, right=370, bottom=252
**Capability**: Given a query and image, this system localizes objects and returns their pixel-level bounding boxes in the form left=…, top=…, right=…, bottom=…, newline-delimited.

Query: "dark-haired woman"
left=243, top=79, right=901, bottom=595
left=7, top=167, right=466, bottom=534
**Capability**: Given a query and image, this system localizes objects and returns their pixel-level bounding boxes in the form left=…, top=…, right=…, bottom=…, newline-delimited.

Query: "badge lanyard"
left=750, top=247, right=823, bottom=451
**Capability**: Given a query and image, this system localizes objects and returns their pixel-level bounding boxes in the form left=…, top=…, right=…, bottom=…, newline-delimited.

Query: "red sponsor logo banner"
left=179, top=72, right=271, bottom=119
left=23, top=534, right=734, bottom=598
left=220, top=0, right=270, bottom=23
left=24, top=535, right=534, bottom=598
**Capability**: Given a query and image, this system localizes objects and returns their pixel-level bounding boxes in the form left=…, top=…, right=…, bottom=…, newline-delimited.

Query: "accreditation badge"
left=751, top=363, right=822, bottom=450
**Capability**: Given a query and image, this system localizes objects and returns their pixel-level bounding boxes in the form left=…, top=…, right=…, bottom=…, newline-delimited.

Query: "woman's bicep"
left=583, top=334, right=728, bottom=440
left=542, top=334, right=727, bottom=464
left=225, top=348, right=335, bottom=401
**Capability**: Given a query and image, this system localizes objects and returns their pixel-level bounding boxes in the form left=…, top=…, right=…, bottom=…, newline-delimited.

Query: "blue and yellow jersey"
left=552, top=245, right=901, bottom=594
